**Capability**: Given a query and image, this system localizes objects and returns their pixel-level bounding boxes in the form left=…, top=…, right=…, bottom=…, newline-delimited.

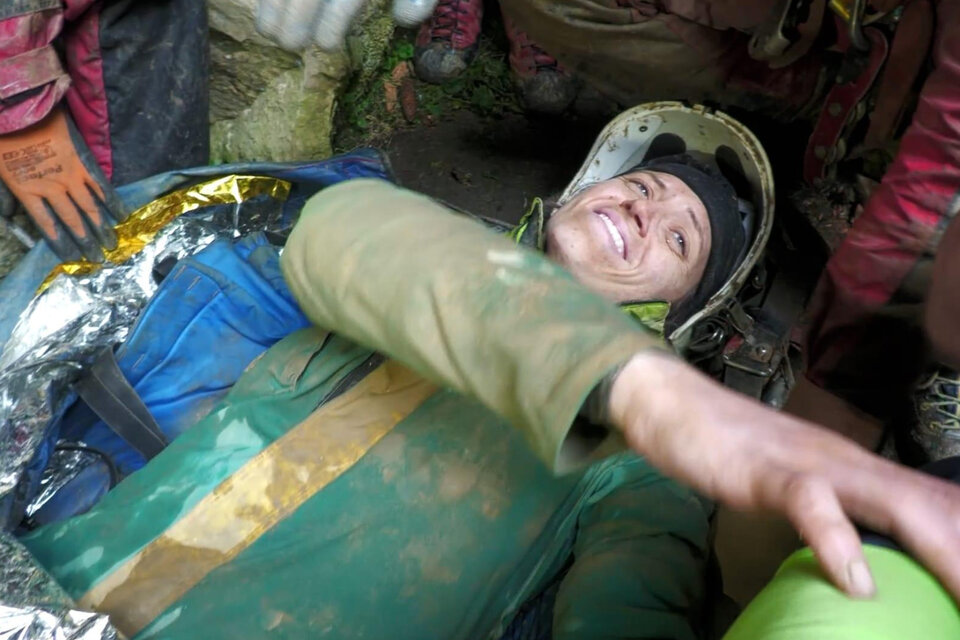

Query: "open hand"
left=0, top=107, right=123, bottom=263
left=609, top=350, right=960, bottom=601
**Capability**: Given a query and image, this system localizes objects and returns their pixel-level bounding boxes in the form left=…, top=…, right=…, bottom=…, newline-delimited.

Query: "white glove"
left=256, top=0, right=439, bottom=51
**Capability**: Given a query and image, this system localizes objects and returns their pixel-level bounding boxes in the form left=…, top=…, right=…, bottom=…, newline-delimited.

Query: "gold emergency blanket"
left=39, top=176, right=291, bottom=292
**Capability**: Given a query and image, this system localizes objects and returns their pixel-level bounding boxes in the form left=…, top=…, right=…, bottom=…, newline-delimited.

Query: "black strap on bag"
left=73, top=348, right=168, bottom=461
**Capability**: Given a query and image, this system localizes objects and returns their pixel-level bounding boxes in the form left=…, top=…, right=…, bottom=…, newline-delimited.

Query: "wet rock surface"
left=0, top=1, right=398, bottom=289
left=209, top=0, right=394, bottom=163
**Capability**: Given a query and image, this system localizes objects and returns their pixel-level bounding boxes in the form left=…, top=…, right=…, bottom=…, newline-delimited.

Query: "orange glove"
left=0, top=107, right=125, bottom=262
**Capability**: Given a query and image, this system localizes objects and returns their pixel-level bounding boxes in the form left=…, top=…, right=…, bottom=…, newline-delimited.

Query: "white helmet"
left=559, top=102, right=775, bottom=354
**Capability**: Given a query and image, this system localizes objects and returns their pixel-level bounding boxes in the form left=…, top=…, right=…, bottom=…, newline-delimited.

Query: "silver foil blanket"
left=25, top=447, right=114, bottom=523
left=0, top=532, right=117, bottom=640
left=0, top=175, right=288, bottom=639
left=0, top=217, right=218, bottom=523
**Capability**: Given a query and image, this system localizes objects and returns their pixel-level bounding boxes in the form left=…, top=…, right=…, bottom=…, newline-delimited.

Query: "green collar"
left=507, top=198, right=548, bottom=251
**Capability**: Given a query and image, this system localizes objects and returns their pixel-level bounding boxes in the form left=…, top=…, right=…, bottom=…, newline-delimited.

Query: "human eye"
left=671, top=230, right=687, bottom=258
left=628, top=178, right=650, bottom=198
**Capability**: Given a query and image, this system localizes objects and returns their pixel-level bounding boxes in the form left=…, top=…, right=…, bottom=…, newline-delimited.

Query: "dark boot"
left=502, top=12, right=577, bottom=115
left=413, top=0, right=484, bottom=84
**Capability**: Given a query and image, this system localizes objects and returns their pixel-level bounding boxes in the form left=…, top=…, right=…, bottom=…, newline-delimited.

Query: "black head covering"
left=622, top=152, right=747, bottom=327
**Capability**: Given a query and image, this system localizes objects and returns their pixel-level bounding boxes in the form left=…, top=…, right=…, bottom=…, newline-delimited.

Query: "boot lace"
left=916, top=368, right=960, bottom=432
left=426, top=0, right=474, bottom=40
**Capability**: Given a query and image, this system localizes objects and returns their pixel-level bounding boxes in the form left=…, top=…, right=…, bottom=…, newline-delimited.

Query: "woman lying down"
left=21, top=104, right=960, bottom=640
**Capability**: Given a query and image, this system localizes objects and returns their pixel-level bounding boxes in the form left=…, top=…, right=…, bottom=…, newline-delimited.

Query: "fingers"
left=74, top=183, right=118, bottom=251
left=904, top=523, right=960, bottom=604
left=21, top=195, right=84, bottom=262
left=18, top=172, right=119, bottom=262
left=19, top=194, right=59, bottom=239
left=255, top=0, right=283, bottom=36
left=70, top=180, right=105, bottom=228
left=822, top=457, right=960, bottom=603
left=764, top=471, right=876, bottom=598
left=881, top=478, right=960, bottom=602
left=44, top=191, right=103, bottom=263
left=41, top=190, right=84, bottom=239
left=83, top=171, right=107, bottom=204
left=392, top=0, right=439, bottom=27
left=256, top=0, right=324, bottom=50
left=313, top=0, right=366, bottom=50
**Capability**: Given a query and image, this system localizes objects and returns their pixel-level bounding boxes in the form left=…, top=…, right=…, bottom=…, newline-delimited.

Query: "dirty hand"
left=608, top=350, right=960, bottom=602
left=0, top=107, right=122, bottom=263
left=256, top=0, right=438, bottom=51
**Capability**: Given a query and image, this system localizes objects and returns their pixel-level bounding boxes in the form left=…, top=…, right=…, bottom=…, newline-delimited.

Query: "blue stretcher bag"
left=14, top=151, right=393, bottom=529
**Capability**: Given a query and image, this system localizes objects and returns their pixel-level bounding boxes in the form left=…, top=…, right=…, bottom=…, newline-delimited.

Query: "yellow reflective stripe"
left=78, top=360, right=437, bottom=638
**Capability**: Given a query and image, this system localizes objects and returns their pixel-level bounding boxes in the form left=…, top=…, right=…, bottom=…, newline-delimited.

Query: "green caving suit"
left=21, top=180, right=712, bottom=640
left=21, top=179, right=959, bottom=639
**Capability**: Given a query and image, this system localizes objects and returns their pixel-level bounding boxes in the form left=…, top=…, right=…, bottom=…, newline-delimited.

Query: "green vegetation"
left=334, top=28, right=522, bottom=151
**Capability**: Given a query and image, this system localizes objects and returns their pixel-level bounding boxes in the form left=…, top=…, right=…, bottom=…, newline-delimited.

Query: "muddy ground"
left=385, top=110, right=598, bottom=224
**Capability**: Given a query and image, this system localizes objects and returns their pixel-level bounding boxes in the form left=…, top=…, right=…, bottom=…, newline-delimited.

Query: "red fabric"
left=804, top=0, right=960, bottom=395
left=62, top=3, right=111, bottom=179
left=0, top=9, right=69, bottom=134
left=62, top=0, right=98, bottom=21
left=0, top=44, right=66, bottom=99
left=0, top=1, right=110, bottom=175
left=502, top=12, right=566, bottom=79
left=415, top=0, right=483, bottom=51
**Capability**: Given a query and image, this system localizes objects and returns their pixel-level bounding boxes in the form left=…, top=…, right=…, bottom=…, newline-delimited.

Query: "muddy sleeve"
left=553, top=458, right=713, bottom=640
left=280, top=179, right=661, bottom=473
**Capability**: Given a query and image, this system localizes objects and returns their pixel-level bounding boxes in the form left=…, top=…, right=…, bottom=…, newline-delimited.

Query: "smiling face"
left=544, top=169, right=712, bottom=304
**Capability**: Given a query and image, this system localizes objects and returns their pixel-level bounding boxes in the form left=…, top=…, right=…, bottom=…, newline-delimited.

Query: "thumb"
left=392, top=0, right=439, bottom=26
left=256, top=0, right=323, bottom=51
left=762, top=471, right=876, bottom=598
left=313, top=0, right=366, bottom=50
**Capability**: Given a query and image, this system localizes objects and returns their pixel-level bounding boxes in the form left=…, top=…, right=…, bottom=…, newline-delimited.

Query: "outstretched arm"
left=609, top=350, right=960, bottom=601
left=281, top=178, right=960, bottom=603
left=281, top=178, right=661, bottom=472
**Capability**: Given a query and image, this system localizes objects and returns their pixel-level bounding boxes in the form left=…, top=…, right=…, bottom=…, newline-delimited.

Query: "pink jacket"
left=1, top=1, right=111, bottom=173
left=804, top=0, right=960, bottom=416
